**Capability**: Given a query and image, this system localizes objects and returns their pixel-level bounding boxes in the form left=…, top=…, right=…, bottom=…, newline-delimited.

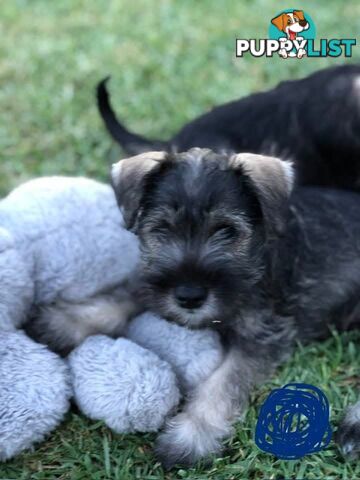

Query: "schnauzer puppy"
left=111, top=148, right=360, bottom=468
left=99, top=64, right=360, bottom=191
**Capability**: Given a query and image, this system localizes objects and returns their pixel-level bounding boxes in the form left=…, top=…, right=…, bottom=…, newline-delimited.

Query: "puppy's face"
left=271, top=11, right=309, bottom=39
left=112, top=149, right=293, bottom=329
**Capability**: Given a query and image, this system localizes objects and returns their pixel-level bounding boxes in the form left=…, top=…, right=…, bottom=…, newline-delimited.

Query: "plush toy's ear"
left=111, top=151, right=167, bottom=230
left=230, top=153, right=294, bottom=239
left=271, top=13, right=287, bottom=32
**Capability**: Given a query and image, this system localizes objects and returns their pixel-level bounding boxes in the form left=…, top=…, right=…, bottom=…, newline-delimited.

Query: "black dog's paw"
left=336, top=404, right=360, bottom=460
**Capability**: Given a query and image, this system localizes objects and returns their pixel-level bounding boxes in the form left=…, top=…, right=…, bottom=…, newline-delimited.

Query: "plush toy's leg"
left=126, top=312, right=224, bottom=392
left=68, top=335, right=180, bottom=433
left=25, top=286, right=141, bottom=355
left=0, top=331, right=72, bottom=461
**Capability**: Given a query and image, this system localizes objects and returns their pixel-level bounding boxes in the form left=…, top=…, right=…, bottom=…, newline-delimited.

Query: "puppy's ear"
left=271, top=13, right=287, bottom=32
left=293, top=10, right=305, bottom=21
left=231, top=153, right=294, bottom=238
left=111, top=151, right=167, bottom=230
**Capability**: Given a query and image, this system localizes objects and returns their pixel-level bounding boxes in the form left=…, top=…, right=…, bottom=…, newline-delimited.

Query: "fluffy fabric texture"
left=0, top=176, right=140, bottom=459
left=0, top=177, right=139, bottom=307
left=0, top=176, right=223, bottom=460
left=0, top=227, right=34, bottom=331
left=0, top=331, right=72, bottom=461
left=68, top=335, right=180, bottom=432
left=126, top=312, right=224, bottom=391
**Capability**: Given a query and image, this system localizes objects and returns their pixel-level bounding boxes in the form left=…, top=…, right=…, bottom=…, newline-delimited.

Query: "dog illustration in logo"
left=271, top=10, right=309, bottom=59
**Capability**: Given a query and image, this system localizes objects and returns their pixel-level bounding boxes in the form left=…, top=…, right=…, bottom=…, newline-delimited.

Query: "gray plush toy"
left=0, top=176, right=223, bottom=461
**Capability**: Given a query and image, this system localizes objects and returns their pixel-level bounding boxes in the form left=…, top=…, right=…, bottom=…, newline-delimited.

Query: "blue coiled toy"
left=255, top=383, right=332, bottom=460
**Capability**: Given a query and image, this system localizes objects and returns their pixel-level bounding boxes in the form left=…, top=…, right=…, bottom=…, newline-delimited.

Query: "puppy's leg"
left=297, top=48, right=306, bottom=58
left=155, top=342, right=279, bottom=469
left=278, top=38, right=288, bottom=58
left=337, top=400, right=360, bottom=459
left=279, top=48, right=288, bottom=59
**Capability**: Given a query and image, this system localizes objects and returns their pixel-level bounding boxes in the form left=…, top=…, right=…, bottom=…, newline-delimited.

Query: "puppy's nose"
left=174, top=284, right=208, bottom=309
left=299, top=19, right=307, bottom=27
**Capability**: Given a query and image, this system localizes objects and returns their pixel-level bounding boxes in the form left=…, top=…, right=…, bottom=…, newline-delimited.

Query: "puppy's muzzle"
left=174, top=284, right=208, bottom=310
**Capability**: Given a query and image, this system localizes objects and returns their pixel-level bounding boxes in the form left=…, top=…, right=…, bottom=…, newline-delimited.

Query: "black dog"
left=111, top=148, right=360, bottom=468
left=98, top=64, right=360, bottom=191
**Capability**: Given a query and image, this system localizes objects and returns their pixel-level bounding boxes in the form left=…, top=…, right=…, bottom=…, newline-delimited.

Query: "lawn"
left=1, top=0, right=360, bottom=478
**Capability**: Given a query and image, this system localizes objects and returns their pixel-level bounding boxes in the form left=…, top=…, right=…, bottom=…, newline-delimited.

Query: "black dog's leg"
left=336, top=308, right=360, bottom=460
left=337, top=401, right=360, bottom=460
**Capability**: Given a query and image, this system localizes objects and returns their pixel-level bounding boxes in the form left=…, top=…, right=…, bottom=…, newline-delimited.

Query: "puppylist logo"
left=236, top=9, right=356, bottom=59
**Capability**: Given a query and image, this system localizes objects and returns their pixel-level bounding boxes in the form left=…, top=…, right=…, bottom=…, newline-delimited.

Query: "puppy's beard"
left=163, top=292, right=221, bottom=328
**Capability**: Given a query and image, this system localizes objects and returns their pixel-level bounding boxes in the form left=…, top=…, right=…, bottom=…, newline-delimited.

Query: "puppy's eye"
left=287, top=19, right=291, bottom=24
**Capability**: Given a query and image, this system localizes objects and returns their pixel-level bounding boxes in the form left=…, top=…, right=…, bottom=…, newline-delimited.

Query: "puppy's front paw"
left=279, top=49, right=288, bottom=59
left=337, top=402, right=360, bottom=460
left=297, top=48, right=307, bottom=58
left=154, top=413, right=222, bottom=469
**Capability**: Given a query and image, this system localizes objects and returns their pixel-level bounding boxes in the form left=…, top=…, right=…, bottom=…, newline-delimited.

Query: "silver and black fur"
left=98, top=65, right=360, bottom=191
left=111, top=148, right=360, bottom=468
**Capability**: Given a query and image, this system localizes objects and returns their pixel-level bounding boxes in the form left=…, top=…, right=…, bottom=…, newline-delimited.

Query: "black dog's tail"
left=97, top=77, right=169, bottom=155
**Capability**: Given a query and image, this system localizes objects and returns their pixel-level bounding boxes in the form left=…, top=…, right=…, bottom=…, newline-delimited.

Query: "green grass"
left=1, top=332, right=360, bottom=480
left=0, top=0, right=360, bottom=478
